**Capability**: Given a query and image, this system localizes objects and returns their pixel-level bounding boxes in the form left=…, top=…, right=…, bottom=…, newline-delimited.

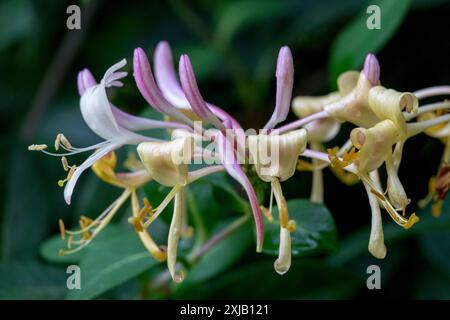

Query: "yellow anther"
left=28, top=144, right=48, bottom=151
left=330, top=165, right=360, bottom=186
left=128, top=216, right=144, bottom=232
left=260, top=205, right=274, bottom=221
left=58, top=249, right=65, bottom=256
left=279, top=198, right=289, bottom=228
left=59, top=219, right=66, bottom=240
left=287, top=220, right=297, bottom=233
left=432, top=200, right=443, bottom=218
left=129, top=198, right=153, bottom=232
left=67, top=235, right=74, bottom=249
left=55, top=133, right=72, bottom=150
left=297, top=159, right=315, bottom=171
left=82, top=230, right=92, bottom=241
left=403, top=213, right=419, bottom=229
left=328, top=147, right=358, bottom=169
left=370, top=188, right=386, bottom=201
left=61, top=157, right=69, bottom=171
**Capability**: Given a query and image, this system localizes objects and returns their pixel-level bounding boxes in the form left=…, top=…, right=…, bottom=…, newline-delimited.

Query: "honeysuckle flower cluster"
left=29, top=40, right=450, bottom=281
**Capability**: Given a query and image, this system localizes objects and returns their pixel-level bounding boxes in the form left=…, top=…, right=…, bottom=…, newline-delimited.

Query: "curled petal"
left=274, top=227, right=291, bottom=274
left=80, top=63, right=126, bottom=140
left=264, top=46, right=294, bottom=130
left=64, top=142, right=123, bottom=204
left=179, top=54, right=225, bottom=131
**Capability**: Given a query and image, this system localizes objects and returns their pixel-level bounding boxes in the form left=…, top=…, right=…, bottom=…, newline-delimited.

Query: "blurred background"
left=1, top=0, right=450, bottom=299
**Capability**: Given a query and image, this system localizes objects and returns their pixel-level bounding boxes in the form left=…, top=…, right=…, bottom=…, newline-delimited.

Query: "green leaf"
left=329, top=0, right=411, bottom=85
left=0, top=0, right=38, bottom=51
left=66, top=229, right=158, bottom=300
left=40, top=224, right=124, bottom=264
left=263, top=199, right=339, bottom=256
left=0, top=261, right=66, bottom=299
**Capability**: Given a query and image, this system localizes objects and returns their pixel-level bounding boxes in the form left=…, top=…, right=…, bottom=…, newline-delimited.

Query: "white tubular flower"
left=366, top=87, right=418, bottom=208
left=363, top=171, right=387, bottom=259
left=350, top=120, right=418, bottom=229
left=30, top=60, right=165, bottom=205
left=368, top=86, right=418, bottom=135
left=324, top=54, right=381, bottom=128
left=136, top=136, right=196, bottom=282
left=292, top=92, right=341, bottom=143
left=350, top=120, right=398, bottom=173
left=249, top=129, right=308, bottom=182
left=137, top=136, right=194, bottom=187
left=248, top=128, right=307, bottom=274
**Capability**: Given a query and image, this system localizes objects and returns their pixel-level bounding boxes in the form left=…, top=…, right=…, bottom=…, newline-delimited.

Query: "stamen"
left=260, top=206, right=274, bottom=221
left=271, top=179, right=288, bottom=228
left=67, top=235, right=74, bottom=249
left=130, top=190, right=167, bottom=262
left=129, top=197, right=153, bottom=232
left=287, top=220, right=297, bottom=232
left=54, top=133, right=73, bottom=151
left=143, top=184, right=181, bottom=228
left=59, top=219, right=66, bottom=240
left=362, top=175, right=419, bottom=229
left=59, top=189, right=131, bottom=255
left=61, top=157, right=69, bottom=171
left=296, top=159, right=315, bottom=171
left=28, top=144, right=48, bottom=151
left=328, top=147, right=359, bottom=169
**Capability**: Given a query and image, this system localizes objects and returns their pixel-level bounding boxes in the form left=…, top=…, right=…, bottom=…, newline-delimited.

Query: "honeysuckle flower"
left=324, top=54, right=381, bottom=128
left=137, top=135, right=225, bottom=282
left=154, top=41, right=244, bottom=129
left=349, top=120, right=419, bottom=229
left=29, top=60, right=183, bottom=205
left=58, top=151, right=167, bottom=262
left=137, top=136, right=192, bottom=283
left=248, top=128, right=307, bottom=274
